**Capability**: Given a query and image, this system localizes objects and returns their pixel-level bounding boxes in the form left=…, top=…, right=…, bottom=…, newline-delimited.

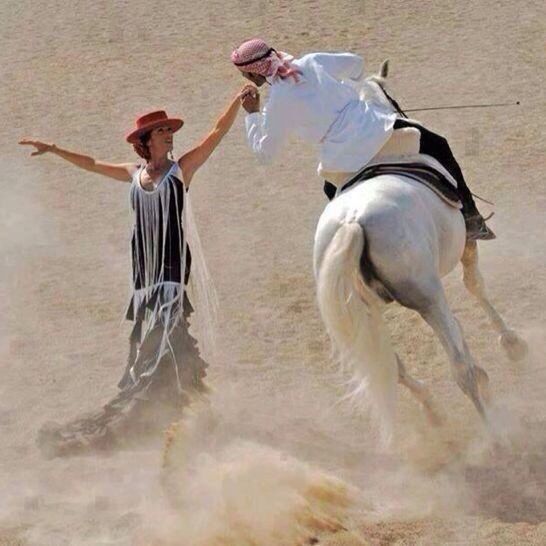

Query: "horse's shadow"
left=463, top=420, right=546, bottom=524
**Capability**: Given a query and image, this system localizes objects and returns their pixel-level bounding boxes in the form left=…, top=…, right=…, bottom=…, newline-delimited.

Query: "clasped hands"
left=239, top=84, right=260, bottom=114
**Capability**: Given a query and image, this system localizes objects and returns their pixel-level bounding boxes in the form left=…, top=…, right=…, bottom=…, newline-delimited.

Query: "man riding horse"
left=231, top=38, right=494, bottom=240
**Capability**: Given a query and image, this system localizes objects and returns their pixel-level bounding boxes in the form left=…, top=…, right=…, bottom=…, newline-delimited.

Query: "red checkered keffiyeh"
left=231, top=38, right=301, bottom=82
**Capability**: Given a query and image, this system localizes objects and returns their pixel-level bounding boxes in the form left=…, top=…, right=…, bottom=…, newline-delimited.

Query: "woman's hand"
left=239, top=84, right=257, bottom=100
left=19, top=139, right=55, bottom=156
left=19, top=138, right=134, bottom=182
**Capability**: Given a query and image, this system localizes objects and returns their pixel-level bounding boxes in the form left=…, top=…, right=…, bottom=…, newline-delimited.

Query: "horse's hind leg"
left=419, top=286, right=491, bottom=421
left=461, top=241, right=528, bottom=361
left=396, top=355, right=442, bottom=426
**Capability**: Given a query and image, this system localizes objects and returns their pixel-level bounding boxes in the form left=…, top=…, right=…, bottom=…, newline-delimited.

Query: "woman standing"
left=19, top=86, right=251, bottom=455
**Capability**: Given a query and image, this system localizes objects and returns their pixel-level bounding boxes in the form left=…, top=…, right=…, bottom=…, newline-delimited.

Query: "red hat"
left=126, top=110, right=184, bottom=144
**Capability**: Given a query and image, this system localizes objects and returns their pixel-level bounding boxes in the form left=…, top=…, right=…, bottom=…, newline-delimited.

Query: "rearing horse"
left=314, top=64, right=527, bottom=439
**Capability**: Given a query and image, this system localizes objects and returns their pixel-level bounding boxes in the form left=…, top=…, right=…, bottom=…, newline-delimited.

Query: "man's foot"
left=465, top=213, right=496, bottom=241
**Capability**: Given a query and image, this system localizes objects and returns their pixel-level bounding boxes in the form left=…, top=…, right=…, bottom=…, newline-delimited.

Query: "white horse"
left=314, top=63, right=527, bottom=439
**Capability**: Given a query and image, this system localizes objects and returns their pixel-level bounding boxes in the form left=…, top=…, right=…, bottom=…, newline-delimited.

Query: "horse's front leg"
left=461, top=241, right=528, bottom=361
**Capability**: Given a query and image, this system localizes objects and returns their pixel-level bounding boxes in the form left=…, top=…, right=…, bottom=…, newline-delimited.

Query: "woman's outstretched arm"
left=19, top=139, right=138, bottom=182
left=178, top=84, right=254, bottom=185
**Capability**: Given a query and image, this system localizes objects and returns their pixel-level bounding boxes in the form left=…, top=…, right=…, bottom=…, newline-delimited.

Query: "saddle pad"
left=339, top=162, right=462, bottom=208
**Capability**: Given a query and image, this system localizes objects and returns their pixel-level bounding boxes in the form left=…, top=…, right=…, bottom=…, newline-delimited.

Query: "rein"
left=405, top=101, right=520, bottom=113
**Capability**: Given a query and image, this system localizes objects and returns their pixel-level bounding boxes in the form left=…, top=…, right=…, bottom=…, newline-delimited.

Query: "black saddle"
left=325, top=162, right=462, bottom=207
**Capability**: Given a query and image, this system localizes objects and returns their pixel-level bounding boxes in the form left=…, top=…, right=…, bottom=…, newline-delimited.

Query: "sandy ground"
left=1, top=0, right=545, bottom=544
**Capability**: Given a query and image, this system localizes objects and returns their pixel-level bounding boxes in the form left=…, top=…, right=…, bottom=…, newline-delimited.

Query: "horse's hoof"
left=499, top=330, right=528, bottom=362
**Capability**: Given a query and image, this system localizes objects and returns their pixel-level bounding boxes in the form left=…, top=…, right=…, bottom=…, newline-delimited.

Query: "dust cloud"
left=1, top=166, right=545, bottom=545
left=1, top=0, right=545, bottom=541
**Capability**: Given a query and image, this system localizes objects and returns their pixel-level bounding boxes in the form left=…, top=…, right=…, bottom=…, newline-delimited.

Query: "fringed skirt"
left=37, top=284, right=208, bottom=458
left=118, top=282, right=208, bottom=406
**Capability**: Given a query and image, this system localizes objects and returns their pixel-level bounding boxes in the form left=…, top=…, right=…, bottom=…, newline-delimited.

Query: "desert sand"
left=1, top=0, right=545, bottom=544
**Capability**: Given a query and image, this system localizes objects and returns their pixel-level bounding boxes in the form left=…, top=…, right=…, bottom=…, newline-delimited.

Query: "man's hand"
left=240, top=85, right=260, bottom=114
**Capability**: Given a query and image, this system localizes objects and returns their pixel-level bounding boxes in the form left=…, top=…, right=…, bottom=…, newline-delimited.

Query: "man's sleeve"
left=312, top=52, right=365, bottom=82
left=244, top=93, right=288, bottom=164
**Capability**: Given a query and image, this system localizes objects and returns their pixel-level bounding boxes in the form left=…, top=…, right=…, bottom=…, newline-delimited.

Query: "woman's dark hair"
left=133, top=131, right=152, bottom=161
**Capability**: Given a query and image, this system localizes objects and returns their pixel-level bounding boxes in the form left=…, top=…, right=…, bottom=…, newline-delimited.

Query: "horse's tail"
left=316, top=222, right=398, bottom=443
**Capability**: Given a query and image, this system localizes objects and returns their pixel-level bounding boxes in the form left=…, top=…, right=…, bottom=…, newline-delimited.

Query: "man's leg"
left=323, top=180, right=338, bottom=201
left=393, top=119, right=495, bottom=240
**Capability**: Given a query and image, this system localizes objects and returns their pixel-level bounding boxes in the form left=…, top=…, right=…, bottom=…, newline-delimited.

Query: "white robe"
left=244, top=52, right=397, bottom=174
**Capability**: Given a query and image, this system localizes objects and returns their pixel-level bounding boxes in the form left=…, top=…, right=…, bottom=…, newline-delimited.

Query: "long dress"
left=38, top=162, right=212, bottom=457
left=115, top=161, right=208, bottom=402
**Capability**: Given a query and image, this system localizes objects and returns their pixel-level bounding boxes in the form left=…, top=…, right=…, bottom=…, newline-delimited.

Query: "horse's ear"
left=380, top=59, right=389, bottom=78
